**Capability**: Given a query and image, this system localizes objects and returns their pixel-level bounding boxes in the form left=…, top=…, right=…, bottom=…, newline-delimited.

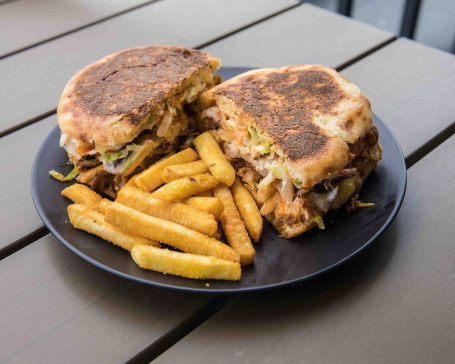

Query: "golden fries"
left=105, top=202, right=239, bottom=262
left=135, top=149, right=198, bottom=191
left=184, top=196, right=224, bottom=221
left=231, top=178, right=263, bottom=242
left=123, top=175, right=138, bottom=188
left=151, top=174, right=219, bottom=201
left=98, top=198, right=113, bottom=214
left=131, top=245, right=241, bottom=281
left=62, top=183, right=102, bottom=211
left=161, top=160, right=208, bottom=183
left=117, top=186, right=218, bottom=236
left=63, top=137, right=269, bottom=281
left=213, top=185, right=255, bottom=266
left=193, top=132, right=235, bottom=186
left=68, top=204, right=159, bottom=251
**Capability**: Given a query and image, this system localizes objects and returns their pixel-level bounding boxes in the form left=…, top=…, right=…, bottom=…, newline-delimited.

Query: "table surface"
left=1, top=1, right=454, bottom=363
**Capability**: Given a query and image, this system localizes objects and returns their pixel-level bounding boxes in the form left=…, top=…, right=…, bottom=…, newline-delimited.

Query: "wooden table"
left=1, top=1, right=454, bottom=363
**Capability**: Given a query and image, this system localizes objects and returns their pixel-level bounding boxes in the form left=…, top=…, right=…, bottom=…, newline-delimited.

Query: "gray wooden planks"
left=0, top=234, right=211, bottom=364
left=0, top=0, right=297, bottom=136
left=342, top=38, right=455, bottom=163
left=0, top=0, right=154, bottom=58
left=0, top=115, right=55, bottom=250
left=201, top=3, right=394, bottom=68
left=154, top=136, right=455, bottom=364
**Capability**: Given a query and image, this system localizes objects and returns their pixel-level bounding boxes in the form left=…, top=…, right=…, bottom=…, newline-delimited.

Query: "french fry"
left=184, top=197, right=224, bottom=221
left=213, top=185, right=255, bottom=266
left=124, top=175, right=138, bottom=188
left=161, top=160, right=208, bottom=183
left=193, top=132, right=236, bottom=186
left=135, top=149, right=198, bottom=191
left=231, top=177, right=263, bottom=242
left=131, top=245, right=241, bottom=281
left=98, top=198, right=113, bottom=214
left=62, top=183, right=102, bottom=211
left=117, top=186, right=218, bottom=236
left=196, top=190, right=212, bottom=197
left=105, top=202, right=239, bottom=262
left=212, top=224, right=223, bottom=241
left=68, top=204, right=159, bottom=251
left=151, top=174, right=219, bottom=201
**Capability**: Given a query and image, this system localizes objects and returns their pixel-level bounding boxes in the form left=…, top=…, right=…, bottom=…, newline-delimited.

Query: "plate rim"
left=31, top=67, right=407, bottom=295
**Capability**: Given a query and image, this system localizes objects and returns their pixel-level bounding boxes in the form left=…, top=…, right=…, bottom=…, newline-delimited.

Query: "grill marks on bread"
left=58, top=46, right=220, bottom=146
left=68, top=47, right=210, bottom=122
left=213, top=67, right=345, bottom=161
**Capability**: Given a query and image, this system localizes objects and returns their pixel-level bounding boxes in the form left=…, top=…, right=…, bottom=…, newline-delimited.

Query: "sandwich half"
left=198, top=65, right=382, bottom=238
left=57, top=46, right=220, bottom=197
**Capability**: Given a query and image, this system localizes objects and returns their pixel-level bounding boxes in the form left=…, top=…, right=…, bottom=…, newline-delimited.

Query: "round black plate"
left=31, top=67, right=406, bottom=294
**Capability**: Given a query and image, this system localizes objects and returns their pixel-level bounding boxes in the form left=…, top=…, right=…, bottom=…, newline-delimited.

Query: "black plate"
left=31, top=67, right=406, bottom=294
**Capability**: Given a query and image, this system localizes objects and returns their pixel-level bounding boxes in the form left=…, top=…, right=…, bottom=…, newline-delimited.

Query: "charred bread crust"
left=200, top=65, right=372, bottom=188
left=58, top=46, right=220, bottom=147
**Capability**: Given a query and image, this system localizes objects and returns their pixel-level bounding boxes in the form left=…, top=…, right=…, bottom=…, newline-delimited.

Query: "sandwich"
left=56, top=46, right=221, bottom=197
left=197, top=65, right=382, bottom=238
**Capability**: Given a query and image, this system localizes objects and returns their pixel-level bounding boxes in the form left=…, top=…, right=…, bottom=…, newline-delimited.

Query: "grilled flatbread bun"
left=200, top=65, right=372, bottom=188
left=58, top=46, right=220, bottom=147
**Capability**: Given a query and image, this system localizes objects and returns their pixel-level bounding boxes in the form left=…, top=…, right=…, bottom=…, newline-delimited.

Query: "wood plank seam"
left=116, top=109, right=455, bottom=363
left=0, top=2, right=300, bottom=139
left=0, top=226, right=48, bottom=261
left=135, top=137, right=455, bottom=361
left=125, top=296, right=231, bottom=363
left=0, top=33, right=397, bottom=140
left=0, top=109, right=56, bottom=138
left=405, top=121, right=455, bottom=168
left=336, top=36, right=397, bottom=71
left=194, top=2, right=300, bottom=50
left=0, top=0, right=158, bottom=61
left=0, top=0, right=18, bottom=6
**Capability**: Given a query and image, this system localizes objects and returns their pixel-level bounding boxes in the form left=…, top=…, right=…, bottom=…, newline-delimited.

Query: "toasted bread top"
left=201, top=65, right=373, bottom=187
left=58, top=46, right=220, bottom=147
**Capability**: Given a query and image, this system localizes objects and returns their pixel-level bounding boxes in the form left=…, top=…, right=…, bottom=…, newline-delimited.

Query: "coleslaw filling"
left=59, top=78, right=208, bottom=175
left=203, top=106, right=381, bottom=233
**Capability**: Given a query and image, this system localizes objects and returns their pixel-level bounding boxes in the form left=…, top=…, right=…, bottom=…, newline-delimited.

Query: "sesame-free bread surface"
left=58, top=46, right=220, bottom=147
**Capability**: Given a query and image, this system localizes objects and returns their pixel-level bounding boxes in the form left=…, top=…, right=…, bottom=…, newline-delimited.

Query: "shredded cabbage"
left=251, top=144, right=271, bottom=155
left=268, top=163, right=288, bottom=179
left=100, top=149, right=128, bottom=163
left=248, top=127, right=272, bottom=155
left=121, top=149, right=143, bottom=172
left=103, top=142, right=150, bottom=174
left=248, top=127, right=260, bottom=144
left=49, top=167, right=78, bottom=182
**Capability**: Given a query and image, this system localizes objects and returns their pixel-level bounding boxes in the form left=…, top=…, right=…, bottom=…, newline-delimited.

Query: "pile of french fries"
left=62, top=132, right=263, bottom=281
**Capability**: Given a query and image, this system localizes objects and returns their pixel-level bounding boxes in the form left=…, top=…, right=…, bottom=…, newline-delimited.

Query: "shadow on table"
left=47, top=236, right=209, bottom=325
left=231, top=218, right=400, bottom=311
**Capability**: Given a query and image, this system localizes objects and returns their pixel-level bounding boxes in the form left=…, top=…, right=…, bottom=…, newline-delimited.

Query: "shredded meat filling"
left=203, top=106, right=381, bottom=237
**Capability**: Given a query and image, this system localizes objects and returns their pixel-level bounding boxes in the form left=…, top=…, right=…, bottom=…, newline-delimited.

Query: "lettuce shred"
left=100, top=149, right=128, bottom=163
left=49, top=167, right=78, bottom=182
